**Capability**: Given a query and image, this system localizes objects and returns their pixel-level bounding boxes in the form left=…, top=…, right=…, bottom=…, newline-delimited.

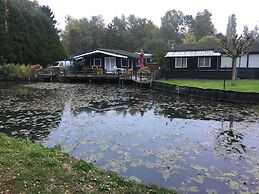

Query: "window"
left=93, top=58, right=102, bottom=67
left=198, top=57, right=211, bottom=67
left=145, top=57, right=152, bottom=64
left=175, top=58, right=187, bottom=68
left=121, top=59, right=128, bottom=67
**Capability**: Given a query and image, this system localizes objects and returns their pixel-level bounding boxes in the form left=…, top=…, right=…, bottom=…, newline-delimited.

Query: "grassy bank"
left=160, top=79, right=259, bottom=93
left=0, top=133, right=175, bottom=194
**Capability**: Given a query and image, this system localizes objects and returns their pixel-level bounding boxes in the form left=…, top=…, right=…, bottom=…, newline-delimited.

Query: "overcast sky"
left=37, top=0, right=259, bottom=34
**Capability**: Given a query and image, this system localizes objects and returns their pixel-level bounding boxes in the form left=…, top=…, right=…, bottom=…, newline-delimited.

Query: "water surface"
left=0, top=82, right=259, bottom=193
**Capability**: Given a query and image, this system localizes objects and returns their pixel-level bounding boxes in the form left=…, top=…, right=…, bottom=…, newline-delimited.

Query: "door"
left=105, top=57, right=116, bottom=73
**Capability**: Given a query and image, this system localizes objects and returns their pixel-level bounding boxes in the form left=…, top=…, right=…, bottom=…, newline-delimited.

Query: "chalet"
left=74, top=49, right=139, bottom=74
left=165, top=44, right=259, bottom=79
left=135, top=52, right=153, bottom=64
left=144, top=53, right=153, bottom=64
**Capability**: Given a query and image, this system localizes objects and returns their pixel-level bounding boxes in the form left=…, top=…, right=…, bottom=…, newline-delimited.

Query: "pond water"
left=0, top=82, right=259, bottom=193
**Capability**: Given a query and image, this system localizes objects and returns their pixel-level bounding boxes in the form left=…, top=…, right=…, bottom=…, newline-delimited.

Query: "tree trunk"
left=231, top=57, right=237, bottom=86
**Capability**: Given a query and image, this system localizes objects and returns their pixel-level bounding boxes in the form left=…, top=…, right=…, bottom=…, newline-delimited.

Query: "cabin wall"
left=165, top=70, right=232, bottom=79
left=82, top=53, right=139, bottom=72
left=166, top=56, right=219, bottom=70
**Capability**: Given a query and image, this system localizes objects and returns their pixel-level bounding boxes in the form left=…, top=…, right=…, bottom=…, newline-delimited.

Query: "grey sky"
left=38, top=0, right=259, bottom=34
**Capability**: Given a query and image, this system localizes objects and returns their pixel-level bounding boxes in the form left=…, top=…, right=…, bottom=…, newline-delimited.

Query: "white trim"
left=175, top=57, right=188, bottom=68
left=175, top=58, right=182, bottom=68
left=75, top=57, right=83, bottom=61
left=166, top=50, right=221, bottom=57
left=198, top=57, right=211, bottom=68
left=182, top=58, right=187, bottom=68
left=74, top=50, right=128, bottom=59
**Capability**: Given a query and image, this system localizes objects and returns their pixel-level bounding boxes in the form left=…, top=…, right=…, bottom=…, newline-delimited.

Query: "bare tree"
left=220, top=34, right=255, bottom=86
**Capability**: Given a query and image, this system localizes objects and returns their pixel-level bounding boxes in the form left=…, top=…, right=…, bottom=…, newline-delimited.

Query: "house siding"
left=166, top=56, right=219, bottom=70
left=164, top=44, right=259, bottom=79
left=82, top=53, right=133, bottom=71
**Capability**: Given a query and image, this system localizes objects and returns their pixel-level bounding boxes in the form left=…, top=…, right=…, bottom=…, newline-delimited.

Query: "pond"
left=0, top=82, right=259, bottom=193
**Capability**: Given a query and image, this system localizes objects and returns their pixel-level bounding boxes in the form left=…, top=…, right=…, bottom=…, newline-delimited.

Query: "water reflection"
left=0, top=82, right=259, bottom=193
left=215, top=116, right=247, bottom=160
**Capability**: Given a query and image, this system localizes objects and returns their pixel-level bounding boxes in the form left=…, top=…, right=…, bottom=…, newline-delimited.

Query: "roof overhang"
left=74, top=50, right=128, bottom=59
left=165, top=50, right=221, bottom=57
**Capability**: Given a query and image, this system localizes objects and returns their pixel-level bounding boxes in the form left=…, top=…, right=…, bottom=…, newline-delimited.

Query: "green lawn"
left=160, top=79, right=259, bottom=93
left=0, top=133, right=175, bottom=194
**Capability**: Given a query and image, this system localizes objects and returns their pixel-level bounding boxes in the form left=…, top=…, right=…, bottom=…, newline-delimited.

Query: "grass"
left=0, top=133, right=176, bottom=194
left=160, top=79, right=259, bottom=93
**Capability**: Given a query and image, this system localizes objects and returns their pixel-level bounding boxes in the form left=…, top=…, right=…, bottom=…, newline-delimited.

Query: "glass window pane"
left=175, top=58, right=182, bottom=68
left=121, top=59, right=128, bottom=67
left=94, top=59, right=101, bottom=66
left=199, top=58, right=205, bottom=67
left=183, top=58, right=187, bottom=68
left=205, top=58, right=211, bottom=67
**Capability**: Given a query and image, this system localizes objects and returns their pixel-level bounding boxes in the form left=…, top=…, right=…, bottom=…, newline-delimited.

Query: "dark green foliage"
left=73, top=160, right=93, bottom=171
left=160, top=9, right=187, bottom=43
left=63, top=14, right=157, bottom=55
left=192, top=9, right=215, bottom=40
left=0, top=0, right=66, bottom=66
left=62, top=9, right=216, bottom=67
left=197, top=35, right=220, bottom=45
left=226, top=14, right=237, bottom=42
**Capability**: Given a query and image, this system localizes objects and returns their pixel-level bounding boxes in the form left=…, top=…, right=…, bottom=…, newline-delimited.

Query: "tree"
left=243, top=25, right=259, bottom=43
left=183, top=29, right=197, bottom=44
left=226, top=14, right=236, bottom=42
left=0, top=0, right=66, bottom=66
left=105, top=15, right=131, bottom=50
left=160, top=9, right=187, bottom=43
left=197, top=35, right=220, bottom=45
left=193, top=9, right=215, bottom=39
left=89, top=15, right=105, bottom=49
left=41, top=5, right=57, bottom=28
left=62, top=16, right=94, bottom=55
left=127, top=14, right=156, bottom=51
left=220, top=34, right=255, bottom=86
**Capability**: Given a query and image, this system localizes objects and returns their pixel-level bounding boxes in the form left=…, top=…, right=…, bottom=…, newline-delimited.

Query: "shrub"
left=0, top=64, right=38, bottom=81
left=139, top=67, right=151, bottom=77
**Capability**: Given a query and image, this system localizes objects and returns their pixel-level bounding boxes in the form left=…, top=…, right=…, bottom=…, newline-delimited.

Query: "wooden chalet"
left=73, top=49, right=140, bottom=75
left=165, top=44, right=259, bottom=79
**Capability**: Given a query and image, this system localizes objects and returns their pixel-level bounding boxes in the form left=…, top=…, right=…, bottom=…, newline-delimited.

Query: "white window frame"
left=182, top=58, right=187, bottom=68
left=145, top=57, right=152, bottom=64
left=121, top=58, right=128, bottom=67
left=175, top=57, right=187, bottom=68
left=93, top=58, right=102, bottom=67
left=198, top=57, right=211, bottom=68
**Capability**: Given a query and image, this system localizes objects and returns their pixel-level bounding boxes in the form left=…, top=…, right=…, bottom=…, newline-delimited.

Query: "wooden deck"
left=37, top=72, right=152, bottom=86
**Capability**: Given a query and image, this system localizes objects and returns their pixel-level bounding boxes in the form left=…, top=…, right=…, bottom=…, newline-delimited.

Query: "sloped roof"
left=74, top=49, right=140, bottom=59
left=169, top=43, right=259, bottom=54
left=99, top=49, right=140, bottom=58
left=165, top=50, right=221, bottom=57
left=170, top=44, right=223, bottom=52
left=166, top=44, right=222, bottom=57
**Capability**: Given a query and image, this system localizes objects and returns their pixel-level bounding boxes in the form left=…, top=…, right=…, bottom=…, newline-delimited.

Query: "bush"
left=0, top=64, right=40, bottom=81
left=139, top=67, right=151, bottom=77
